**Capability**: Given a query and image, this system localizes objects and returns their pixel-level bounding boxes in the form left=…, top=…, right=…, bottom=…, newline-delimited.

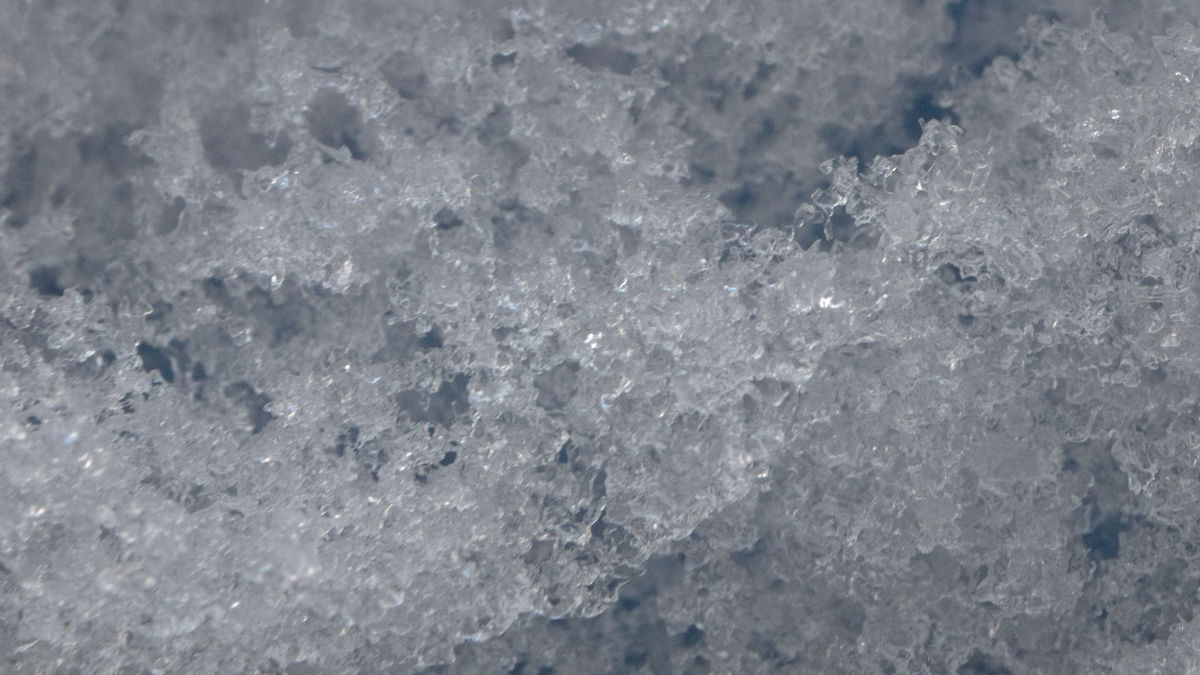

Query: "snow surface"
left=5, top=0, right=1200, bottom=672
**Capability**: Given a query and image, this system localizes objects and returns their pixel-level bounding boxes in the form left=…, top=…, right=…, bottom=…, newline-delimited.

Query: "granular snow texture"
left=4, top=1, right=1200, bottom=673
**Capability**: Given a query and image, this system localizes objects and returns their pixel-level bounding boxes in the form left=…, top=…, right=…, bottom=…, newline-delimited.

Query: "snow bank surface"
left=5, top=1, right=1200, bottom=672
